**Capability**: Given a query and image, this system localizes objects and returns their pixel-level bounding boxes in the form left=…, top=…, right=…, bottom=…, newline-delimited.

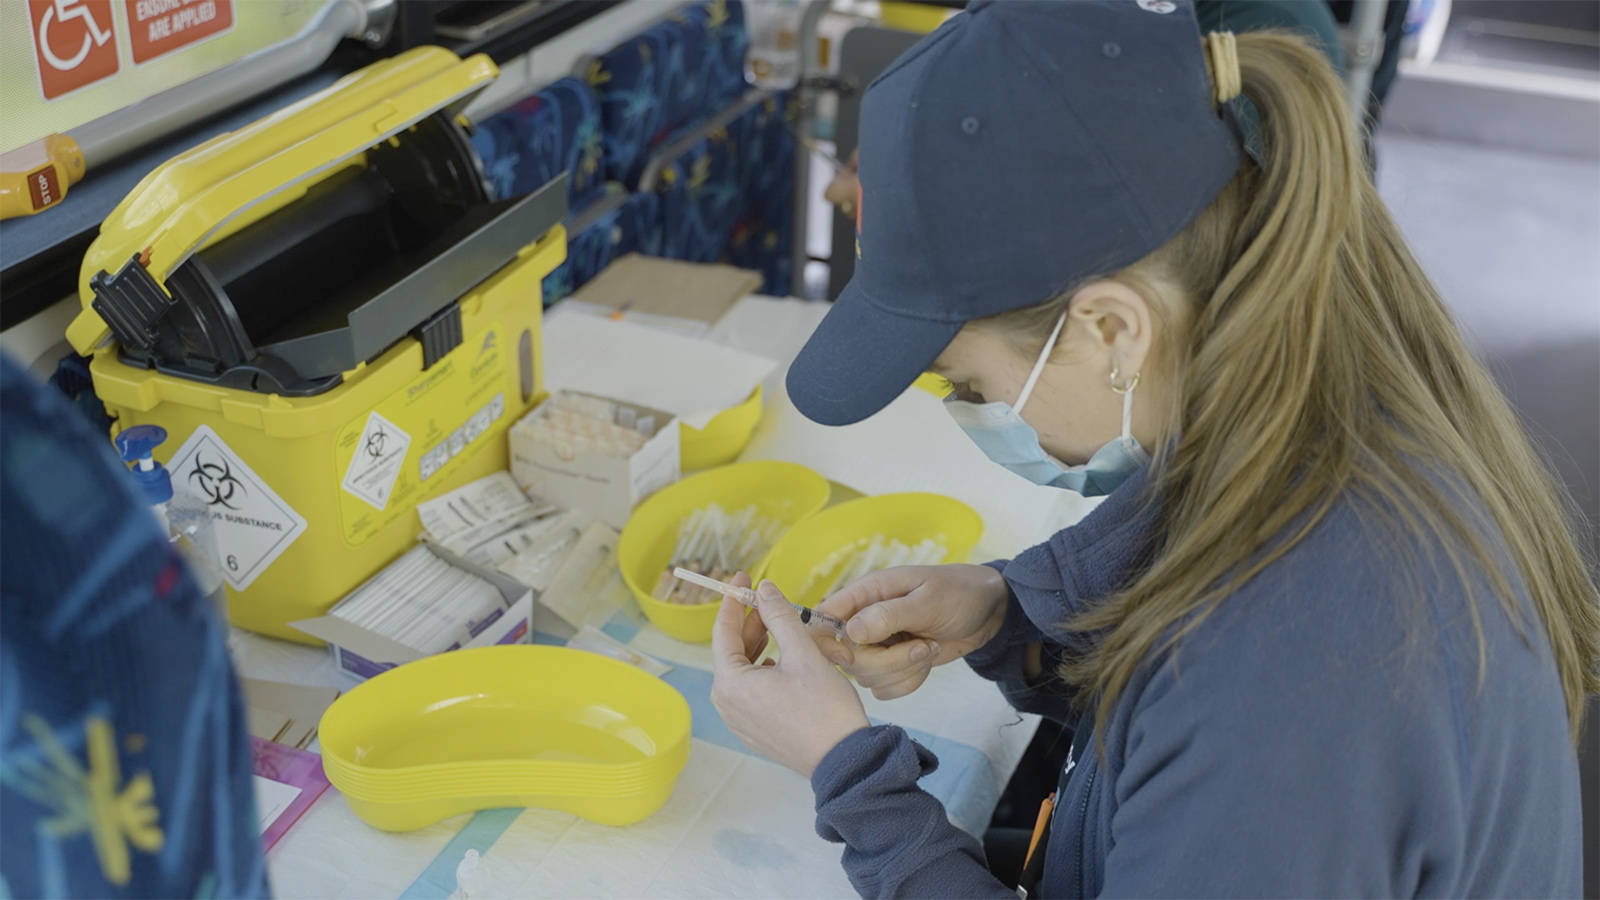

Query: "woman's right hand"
left=815, top=564, right=1010, bottom=700
left=823, top=148, right=860, bottom=217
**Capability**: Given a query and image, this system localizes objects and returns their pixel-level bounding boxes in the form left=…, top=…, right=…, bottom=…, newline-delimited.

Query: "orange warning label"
left=125, top=0, right=232, bottom=64
left=28, top=0, right=120, bottom=100
left=26, top=165, right=62, bottom=210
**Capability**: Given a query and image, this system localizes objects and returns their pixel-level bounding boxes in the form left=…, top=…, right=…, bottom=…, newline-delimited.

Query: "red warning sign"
left=125, top=0, right=232, bottom=64
left=28, top=0, right=120, bottom=100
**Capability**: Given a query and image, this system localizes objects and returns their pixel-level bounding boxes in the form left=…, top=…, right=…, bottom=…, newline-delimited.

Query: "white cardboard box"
left=288, top=541, right=534, bottom=682
left=509, top=392, right=680, bottom=530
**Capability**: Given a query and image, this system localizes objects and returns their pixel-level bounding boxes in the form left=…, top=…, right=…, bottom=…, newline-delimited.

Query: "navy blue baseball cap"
left=787, top=0, right=1242, bottom=426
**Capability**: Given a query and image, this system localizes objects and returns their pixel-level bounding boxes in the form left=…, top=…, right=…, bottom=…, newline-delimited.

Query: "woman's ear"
left=1065, top=280, right=1154, bottom=376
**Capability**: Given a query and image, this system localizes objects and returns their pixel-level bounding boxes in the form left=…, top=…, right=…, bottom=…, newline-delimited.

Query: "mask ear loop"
left=1014, top=311, right=1069, bottom=415
left=1110, top=366, right=1140, bottom=439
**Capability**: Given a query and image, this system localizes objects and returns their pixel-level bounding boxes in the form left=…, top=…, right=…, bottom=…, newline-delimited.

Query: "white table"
left=238, top=609, right=1039, bottom=898
left=246, top=297, right=1087, bottom=898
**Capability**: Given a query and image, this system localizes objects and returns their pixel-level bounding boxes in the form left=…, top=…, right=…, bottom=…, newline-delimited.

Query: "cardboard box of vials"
left=509, top=391, right=680, bottom=530
left=288, top=541, right=533, bottom=682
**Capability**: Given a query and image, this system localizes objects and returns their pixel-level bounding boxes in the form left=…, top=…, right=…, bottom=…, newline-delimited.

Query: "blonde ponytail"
left=983, top=31, right=1599, bottom=743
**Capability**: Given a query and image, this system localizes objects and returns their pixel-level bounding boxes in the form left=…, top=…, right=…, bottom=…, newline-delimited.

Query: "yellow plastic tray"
left=679, top=384, right=763, bottom=471
left=318, top=645, right=690, bottom=831
left=763, top=493, right=984, bottom=608
left=618, top=461, right=830, bottom=642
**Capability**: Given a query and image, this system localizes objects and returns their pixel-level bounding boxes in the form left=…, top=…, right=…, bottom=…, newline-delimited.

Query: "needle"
left=673, top=567, right=853, bottom=644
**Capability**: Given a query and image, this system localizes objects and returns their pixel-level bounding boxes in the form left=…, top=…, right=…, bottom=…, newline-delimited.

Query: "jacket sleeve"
left=963, top=562, right=1080, bottom=724
left=964, top=482, right=1162, bottom=725
left=812, top=725, right=1016, bottom=899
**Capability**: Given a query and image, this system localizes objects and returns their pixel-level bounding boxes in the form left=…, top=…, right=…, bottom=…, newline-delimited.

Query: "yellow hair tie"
left=1204, top=31, right=1241, bottom=105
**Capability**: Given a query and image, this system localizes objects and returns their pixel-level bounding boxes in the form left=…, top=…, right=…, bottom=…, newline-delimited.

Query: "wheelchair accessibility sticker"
left=28, top=0, right=119, bottom=99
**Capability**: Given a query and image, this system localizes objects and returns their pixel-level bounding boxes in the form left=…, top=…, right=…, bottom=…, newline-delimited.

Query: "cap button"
left=960, top=116, right=981, bottom=135
left=1103, top=42, right=1121, bottom=58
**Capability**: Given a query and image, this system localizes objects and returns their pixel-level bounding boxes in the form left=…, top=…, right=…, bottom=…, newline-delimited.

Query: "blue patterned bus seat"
left=728, top=93, right=795, bottom=295
left=470, top=76, right=603, bottom=210
left=654, top=127, right=743, bottom=264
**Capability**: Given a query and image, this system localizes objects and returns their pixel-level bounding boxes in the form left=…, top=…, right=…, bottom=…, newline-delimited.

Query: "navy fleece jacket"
left=809, top=465, right=1582, bottom=898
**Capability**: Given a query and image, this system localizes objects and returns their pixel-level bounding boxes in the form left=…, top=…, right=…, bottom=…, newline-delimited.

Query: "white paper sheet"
left=562, top=301, right=713, bottom=337
left=541, top=311, right=779, bottom=429
left=253, top=775, right=304, bottom=835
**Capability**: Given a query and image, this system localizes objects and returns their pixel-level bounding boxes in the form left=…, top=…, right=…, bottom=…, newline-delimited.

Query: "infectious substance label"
left=340, top=412, right=411, bottom=511
left=168, top=424, right=308, bottom=591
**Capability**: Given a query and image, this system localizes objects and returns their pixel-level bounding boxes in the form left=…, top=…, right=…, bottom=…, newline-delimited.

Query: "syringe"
left=672, top=567, right=854, bottom=645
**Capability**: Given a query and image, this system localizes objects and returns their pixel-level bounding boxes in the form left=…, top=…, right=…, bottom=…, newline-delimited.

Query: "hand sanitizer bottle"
left=113, top=425, right=227, bottom=620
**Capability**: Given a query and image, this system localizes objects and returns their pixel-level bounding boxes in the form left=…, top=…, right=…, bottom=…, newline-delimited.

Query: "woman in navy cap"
left=709, top=0, right=1594, bottom=896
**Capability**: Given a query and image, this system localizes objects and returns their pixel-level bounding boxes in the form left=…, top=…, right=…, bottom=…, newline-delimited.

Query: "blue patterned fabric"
left=593, top=27, right=668, bottom=187
left=654, top=127, right=743, bottom=264
left=595, top=1, right=749, bottom=187
left=0, top=356, right=265, bottom=900
left=475, top=0, right=772, bottom=297
left=470, top=105, right=537, bottom=201
left=543, top=77, right=606, bottom=210
left=727, top=93, right=795, bottom=295
left=471, top=77, right=603, bottom=209
left=658, top=12, right=710, bottom=138
left=543, top=188, right=664, bottom=305
left=702, top=0, right=750, bottom=109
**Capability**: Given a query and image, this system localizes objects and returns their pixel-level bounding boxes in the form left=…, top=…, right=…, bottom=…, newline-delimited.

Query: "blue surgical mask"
left=943, top=313, right=1150, bottom=497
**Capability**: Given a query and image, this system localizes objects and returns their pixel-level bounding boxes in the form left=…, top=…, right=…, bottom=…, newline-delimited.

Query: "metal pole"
left=1343, top=0, right=1389, bottom=134
left=788, top=0, right=830, bottom=298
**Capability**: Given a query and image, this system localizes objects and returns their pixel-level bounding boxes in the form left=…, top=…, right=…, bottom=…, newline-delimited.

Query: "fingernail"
left=756, top=579, right=781, bottom=600
left=845, top=618, right=868, bottom=643
left=908, top=642, right=930, bottom=663
left=929, top=641, right=941, bottom=658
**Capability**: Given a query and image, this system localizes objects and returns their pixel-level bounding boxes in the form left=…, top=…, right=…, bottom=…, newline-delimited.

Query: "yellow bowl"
left=318, top=645, right=690, bottom=831
left=763, top=493, right=984, bottom=608
left=880, top=1, right=955, bottom=33
left=619, top=460, right=830, bottom=642
left=679, top=384, right=764, bottom=471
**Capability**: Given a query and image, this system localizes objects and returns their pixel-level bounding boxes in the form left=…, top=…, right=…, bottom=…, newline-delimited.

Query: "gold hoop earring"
left=1110, top=367, right=1140, bottom=395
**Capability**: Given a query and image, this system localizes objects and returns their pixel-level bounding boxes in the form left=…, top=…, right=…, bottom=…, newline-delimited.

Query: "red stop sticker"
left=26, top=165, right=63, bottom=211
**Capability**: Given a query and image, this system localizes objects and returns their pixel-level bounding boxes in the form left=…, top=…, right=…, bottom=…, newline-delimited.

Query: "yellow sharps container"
left=65, top=47, right=565, bottom=643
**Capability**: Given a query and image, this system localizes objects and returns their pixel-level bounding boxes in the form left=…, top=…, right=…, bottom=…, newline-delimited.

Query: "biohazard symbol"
left=187, top=450, right=247, bottom=510
left=365, top=427, right=388, bottom=460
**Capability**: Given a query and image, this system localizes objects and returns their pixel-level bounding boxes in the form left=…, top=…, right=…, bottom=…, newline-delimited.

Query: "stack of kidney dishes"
left=318, top=645, right=691, bottom=831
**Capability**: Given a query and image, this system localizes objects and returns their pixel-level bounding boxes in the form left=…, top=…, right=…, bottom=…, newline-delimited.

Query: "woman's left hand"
left=710, top=575, right=871, bottom=778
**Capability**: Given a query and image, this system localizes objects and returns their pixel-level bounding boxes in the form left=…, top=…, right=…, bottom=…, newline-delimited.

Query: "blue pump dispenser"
left=113, top=424, right=175, bottom=505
